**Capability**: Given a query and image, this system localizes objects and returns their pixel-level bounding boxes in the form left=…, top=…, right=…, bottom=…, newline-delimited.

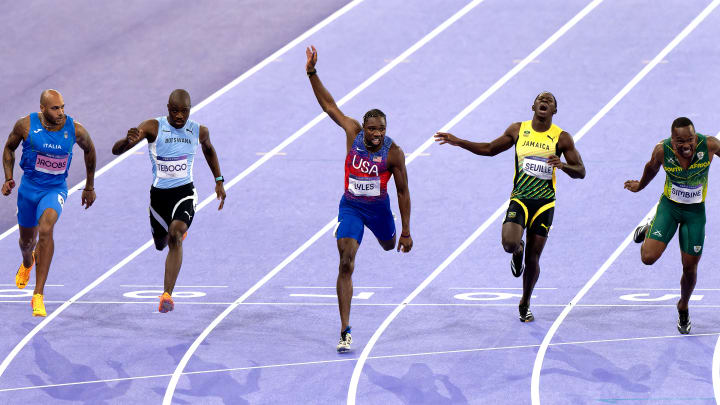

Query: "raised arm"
left=388, top=144, right=412, bottom=253
left=199, top=125, right=226, bottom=210
left=624, top=143, right=663, bottom=192
left=305, top=46, right=361, bottom=149
left=74, top=122, right=97, bottom=208
left=111, top=119, right=158, bottom=155
left=549, top=131, right=585, bottom=179
left=2, top=117, right=29, bottom=196
left=433, top=122, right=520, bottom=156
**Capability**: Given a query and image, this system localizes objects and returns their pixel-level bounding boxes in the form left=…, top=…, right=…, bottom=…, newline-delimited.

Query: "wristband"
left=83, top=188, right=94, bottom=191
left=307, top=70, right=317, bottom=77
left=215, top=176, right=224, bottom=182
left=400, top=232, right=411, bottom=238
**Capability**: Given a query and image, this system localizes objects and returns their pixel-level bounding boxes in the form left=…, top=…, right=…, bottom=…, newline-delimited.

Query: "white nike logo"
left=33, top=129, right=42, bottom=133
left=355, top=147, right=362, bottom=151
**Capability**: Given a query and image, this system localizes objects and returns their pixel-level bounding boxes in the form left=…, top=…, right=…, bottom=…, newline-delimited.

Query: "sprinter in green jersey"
left=625, top=117, right=720, bottom=334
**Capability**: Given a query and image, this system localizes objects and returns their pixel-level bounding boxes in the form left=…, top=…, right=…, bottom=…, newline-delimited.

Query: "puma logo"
left=539, top=223, right=549, bottom=231
left=184, top=211, right=192, bottom=220
left=546, top=135, right=555, bottom=142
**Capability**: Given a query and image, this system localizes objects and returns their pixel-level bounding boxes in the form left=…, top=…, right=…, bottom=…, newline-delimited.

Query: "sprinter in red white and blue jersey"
left=306, top=46, right=413, bottom=353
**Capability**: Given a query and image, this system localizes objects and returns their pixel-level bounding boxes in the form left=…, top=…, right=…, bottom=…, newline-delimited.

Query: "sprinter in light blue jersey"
left=112, top=89, right=225, bottom=313
left=2, top=89, right=97, bottom=317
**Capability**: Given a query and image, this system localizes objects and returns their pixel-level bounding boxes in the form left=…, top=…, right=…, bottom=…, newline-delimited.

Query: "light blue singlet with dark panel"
left=148, top=117, right=200, bottom=189
left=16, top=113, right=76, bottom=227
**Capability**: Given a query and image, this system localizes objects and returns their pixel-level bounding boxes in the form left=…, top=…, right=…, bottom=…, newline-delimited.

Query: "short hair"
left=363, top=109, right=386, bottom=126
left=535, top=92, right=557, bottom=109
left=671, top=117, right=694, bottom=131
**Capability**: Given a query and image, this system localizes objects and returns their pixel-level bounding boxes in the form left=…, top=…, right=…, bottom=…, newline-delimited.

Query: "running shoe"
left=158, top=292, right=174, bottom=313
left=336, top=326, right=352, bottom=353
left=519, top=304, right=534, bottom=322
left=633, top=223, right=649, bottom=244
left=15, top=250, right=36, bottom=289
left=511, top=240, right=525, bottom=278
left=677, top=308, right=691, bottom=334
left=31, top=293, right=46, bottom=317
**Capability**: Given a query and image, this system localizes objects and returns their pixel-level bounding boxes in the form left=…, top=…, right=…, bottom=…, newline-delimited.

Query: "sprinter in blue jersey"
left=2, top=89, right=97, bottom=317
left=112, top=89, right=225, bottom=313
left=306, top=46, right=413, bottom=352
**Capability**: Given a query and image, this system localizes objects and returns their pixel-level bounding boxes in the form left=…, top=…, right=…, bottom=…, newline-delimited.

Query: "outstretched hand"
left=1, top=179, right=15, bottom=196
left=624, top=180, right=641, bottom=192
left=305, top=45, right=317, bottom=72
left=434, top=132, right=460, bottom=146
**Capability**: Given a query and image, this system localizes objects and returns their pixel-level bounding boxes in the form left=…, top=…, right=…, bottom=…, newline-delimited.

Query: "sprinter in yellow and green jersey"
left=625, top=117, right=720, bottom=335
left=434, top=92, right=585, bottom=322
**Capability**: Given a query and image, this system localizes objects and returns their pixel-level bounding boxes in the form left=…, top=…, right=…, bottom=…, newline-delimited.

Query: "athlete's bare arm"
left=706, top=136, right=720, bottom=161
left=550, top=131, right=585, bottom=179
left=2, top=117, right=29, bottom=196
left=388, top=144, right=412, bottom=253
left=199, top=125, right=226, bottom=210
left=111, top=119, right=159, bottom=155
left=434, top=122, right=520, bottom=156
left=625, top=143, right=663, bottom=192
left=74, top=122, right=97, bottom=208
left=305, top=46, right=362, bottom=152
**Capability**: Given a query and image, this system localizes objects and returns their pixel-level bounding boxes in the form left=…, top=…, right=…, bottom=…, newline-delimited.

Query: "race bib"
left=157, top=156, right=188, bottom=179
left=669, top=182, right=703, bottom=204
left=348, top=176, right=380, bottom=197
left=522, top=156, right=553, bottom=180
left=35, top=154, right=68, bottom=175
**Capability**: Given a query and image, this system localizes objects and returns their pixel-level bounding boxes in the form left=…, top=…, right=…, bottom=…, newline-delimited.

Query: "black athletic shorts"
left=503, top=198, right=555, bottom=237
left=148, top=182, right=197, bottom=239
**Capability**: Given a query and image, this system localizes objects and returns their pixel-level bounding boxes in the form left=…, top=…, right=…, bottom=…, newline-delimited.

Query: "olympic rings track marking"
left=531, top=3, right=720, bottom=403
left=346, top=0, right=606, bottom=403
left=161, top=1, right=492, bottom=402
left=2, top=331, right=717, bottom=394
left=0, top=0, right=367, bottom=244
left=0, top=0, right=368, bottom=380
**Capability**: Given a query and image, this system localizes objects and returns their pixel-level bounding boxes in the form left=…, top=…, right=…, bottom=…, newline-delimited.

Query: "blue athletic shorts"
left=16, top=178, right=68, bottom=228
left=337, top=196, right=396, bottom=244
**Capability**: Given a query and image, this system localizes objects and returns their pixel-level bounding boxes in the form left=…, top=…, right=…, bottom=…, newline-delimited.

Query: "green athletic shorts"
left=647, top=195, right=705, bottom=256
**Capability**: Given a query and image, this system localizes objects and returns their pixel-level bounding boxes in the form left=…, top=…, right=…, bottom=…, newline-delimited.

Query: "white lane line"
left=348, top=1, right=605, bottom=403
left=162, top=1, right=493, bottom=403
left=448, top=287, right=558, bottom=290
left=283, top=286, right=392, bottom=289
left=615, top=288, right=720, bottom=291
left=118, top=285, right=228, bottom=288
left=0, top=0, right=367, bottom=244
left=0, top=0, right=370, bottom=384
left=714, top=335, right=720, bottom=404
left=5, top=301, right=720, bottom=308
left=0, top=284, right=64, bottom=287
left=4, top=331, right=717, bottom=394
left=531, top=5, right=720, bottom=402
